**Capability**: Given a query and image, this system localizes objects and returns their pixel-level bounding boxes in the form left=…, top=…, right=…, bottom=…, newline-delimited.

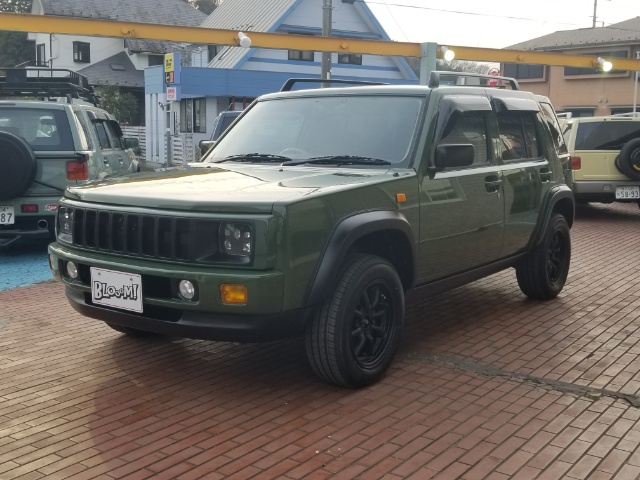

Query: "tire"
left=516, top=213, right=571, bottom=300
left=0, top=131, right=37, bottom=201
left=105, top=322, right=159, bottom=338
left=305, top=254, right=405, bottom=388
left=615, top=139, right=640, bottom=181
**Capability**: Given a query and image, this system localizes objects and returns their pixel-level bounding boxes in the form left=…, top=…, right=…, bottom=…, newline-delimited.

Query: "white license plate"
left=0, top=206, right=14, bottom=225
left=615, top=186, right=640, bottom=199
left=91, top=267, right=143, bottom=313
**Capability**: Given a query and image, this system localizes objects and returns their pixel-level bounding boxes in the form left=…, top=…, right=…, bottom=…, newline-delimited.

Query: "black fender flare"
left=305, top=210, right=417, bottom=306
left=528, top=185, right=575, bottom=250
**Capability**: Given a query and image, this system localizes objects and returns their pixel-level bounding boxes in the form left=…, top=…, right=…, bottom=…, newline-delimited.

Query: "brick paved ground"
left=1, top=202, right=639, bottom=480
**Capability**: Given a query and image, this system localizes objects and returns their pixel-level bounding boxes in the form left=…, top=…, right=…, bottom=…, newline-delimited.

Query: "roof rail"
left=280, top=78, right=388, bottom=92
left=428, top=71, right=520, bottom=91
left=0, top=67, right=99, bottom=105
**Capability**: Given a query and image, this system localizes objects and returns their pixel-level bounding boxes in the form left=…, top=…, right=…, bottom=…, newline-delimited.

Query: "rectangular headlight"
left=57, top=207, right=74, bottom=241
left=219, top=222, right=252, bottom=256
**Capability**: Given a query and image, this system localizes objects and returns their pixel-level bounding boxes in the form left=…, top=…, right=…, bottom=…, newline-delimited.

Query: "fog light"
left=49, top=254, right=56, bottom=273
left=179, top=280, right=195, bottom=300
left=220, top=284, right=247, bottom=304
left=66, top=261, right=78, bottom=279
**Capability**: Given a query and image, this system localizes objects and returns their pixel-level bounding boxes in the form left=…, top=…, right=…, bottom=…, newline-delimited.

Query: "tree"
left=97, top=86, right=140, bottom=126
left=0, top=0, right=34, bottom=68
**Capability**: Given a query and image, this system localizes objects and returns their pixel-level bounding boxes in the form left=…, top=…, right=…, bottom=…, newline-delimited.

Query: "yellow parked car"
left=564, top=115, right=640, bottom=206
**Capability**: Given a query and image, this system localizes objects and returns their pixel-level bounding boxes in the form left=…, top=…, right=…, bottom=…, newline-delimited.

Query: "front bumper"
left=49, top=242, right=315, bottom=342
left=65, top=288, right=314, bottom=342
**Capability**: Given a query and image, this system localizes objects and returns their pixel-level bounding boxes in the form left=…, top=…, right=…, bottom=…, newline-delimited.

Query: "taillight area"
left=570, top=156, right=582, bottom=170
left=67, top=161, right=88, bottom=180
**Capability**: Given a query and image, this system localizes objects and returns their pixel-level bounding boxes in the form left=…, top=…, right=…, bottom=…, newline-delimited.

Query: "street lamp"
left=594, top=56, right=613, bottom=72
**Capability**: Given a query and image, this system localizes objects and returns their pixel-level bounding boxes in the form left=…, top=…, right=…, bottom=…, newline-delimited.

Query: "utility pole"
left=321, top=0, right=332, bottom=85
left=592, top=0, right=611, bottom=28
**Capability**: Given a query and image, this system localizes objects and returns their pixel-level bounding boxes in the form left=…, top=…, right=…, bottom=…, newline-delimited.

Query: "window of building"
left=36, top=44, right=46, bottom=67
left=438, top=111, right=490, bottom=166
left=148, top=55, right=164, bottom=67
left=288, top=34, right=315, bottom=62
left=338, top=53, right=362, bottom=65
left=502, top=63, right=545, bottom=80
left=564, top=50, right=627, bottom=76
left=560, top=109, right=594, bottom=118
left=193, top=99, right=206, bottom=133
left=179, top=98, right=206, bottom=133
left=73, top=42, right=90, bottom=63
left=496, top=112, right=541, bottom=161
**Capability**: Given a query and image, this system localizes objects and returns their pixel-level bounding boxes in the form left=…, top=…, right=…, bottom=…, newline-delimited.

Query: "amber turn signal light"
left=220, top=284, right=248, bottom=304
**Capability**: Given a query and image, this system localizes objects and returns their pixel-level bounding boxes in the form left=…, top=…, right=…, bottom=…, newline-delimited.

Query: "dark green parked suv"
left=48, top=72, right=574, bottom=387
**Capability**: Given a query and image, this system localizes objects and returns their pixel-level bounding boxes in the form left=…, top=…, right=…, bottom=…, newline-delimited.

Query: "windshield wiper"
left=287, top=155, right=392, bottom=166
left=216, top=153, right=292, bottom=163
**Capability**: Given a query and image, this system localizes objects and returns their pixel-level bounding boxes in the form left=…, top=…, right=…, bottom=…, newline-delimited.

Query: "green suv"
left=0, top=69, right=139, bottom=248
left=48, top=73, right=574, bottom=387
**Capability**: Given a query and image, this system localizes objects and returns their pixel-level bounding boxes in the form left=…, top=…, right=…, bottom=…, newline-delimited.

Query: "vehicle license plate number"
left=90, top=267, right=143, bottom=313
left=0, top=206, right=14, bottom=224
left=615, top=186, right=640, bottom=199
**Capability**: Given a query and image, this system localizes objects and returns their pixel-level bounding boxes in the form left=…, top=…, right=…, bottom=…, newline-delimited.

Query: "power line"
left=364, top=1, right=586, bottom=27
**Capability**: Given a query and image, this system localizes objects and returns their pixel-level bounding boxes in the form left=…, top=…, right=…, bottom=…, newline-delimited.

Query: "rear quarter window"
left=575, top=121, right=640, bottom=150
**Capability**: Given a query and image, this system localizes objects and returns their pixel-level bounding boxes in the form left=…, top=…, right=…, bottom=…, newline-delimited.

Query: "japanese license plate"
left=0, top=206, right=14, bottom=225
left=91, top=267, right=143, bottom=313
left=615, top=186, right=640, bottom=199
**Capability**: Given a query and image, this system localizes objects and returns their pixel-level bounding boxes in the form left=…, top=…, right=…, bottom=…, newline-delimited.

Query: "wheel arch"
left=305, top=210, right=417, bottom=307
left=529, top=185, right=575, bottom=249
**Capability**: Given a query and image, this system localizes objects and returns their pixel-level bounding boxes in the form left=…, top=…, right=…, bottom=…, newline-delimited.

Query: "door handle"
left=485, top=177, right=502, bottom=192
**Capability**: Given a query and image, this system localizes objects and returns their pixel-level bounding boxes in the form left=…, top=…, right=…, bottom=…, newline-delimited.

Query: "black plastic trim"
left=305, top=210, right=417, bottom=306
left=528, top=185, right=575, bottom=249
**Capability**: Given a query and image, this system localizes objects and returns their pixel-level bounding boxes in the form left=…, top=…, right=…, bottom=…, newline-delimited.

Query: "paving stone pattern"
left=0, top=203, right=639, bottom=479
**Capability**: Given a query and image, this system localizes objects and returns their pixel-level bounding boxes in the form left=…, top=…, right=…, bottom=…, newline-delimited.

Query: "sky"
left=364, top=0, right=640, bottom=49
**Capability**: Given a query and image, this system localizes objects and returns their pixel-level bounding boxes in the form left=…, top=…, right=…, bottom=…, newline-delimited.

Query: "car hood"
left=64, top=163, right=399, bottom=213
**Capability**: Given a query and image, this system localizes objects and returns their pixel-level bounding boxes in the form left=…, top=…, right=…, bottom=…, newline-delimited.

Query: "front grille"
left=70, top=207, right=220, bottom=263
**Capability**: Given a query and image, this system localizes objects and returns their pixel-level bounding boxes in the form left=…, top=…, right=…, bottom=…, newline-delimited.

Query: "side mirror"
left=123, top=137, right=139, bottom=149
left=199, top=140, right=215, bottom=156
left=434, top=144, right=474, bottom=169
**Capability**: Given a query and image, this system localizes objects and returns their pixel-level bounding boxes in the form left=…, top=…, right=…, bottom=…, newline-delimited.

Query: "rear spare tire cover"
left=616, top=138, right=640, bottom=181
left=0, top=131, right=37, bottom=201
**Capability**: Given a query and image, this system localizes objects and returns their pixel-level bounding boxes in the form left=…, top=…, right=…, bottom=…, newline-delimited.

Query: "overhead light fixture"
left=440, top=46, right=455, bottom=61
left=595, top=56, right=613, bottom=72
left=238, top=32, right=252, bottom=48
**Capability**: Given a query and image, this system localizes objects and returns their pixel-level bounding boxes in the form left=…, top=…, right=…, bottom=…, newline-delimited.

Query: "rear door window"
left=94, top=121, right=111, bottom=149
left=0, top=107, right=74, bottom=151
left=496, top=112, right=541, bottom=161
left=105, top=121, right=123, bottom=149
left=575, top=121, right=640, bottom=150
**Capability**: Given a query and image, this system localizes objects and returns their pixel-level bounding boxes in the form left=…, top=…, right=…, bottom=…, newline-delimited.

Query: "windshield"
left=205, top=95, right=424, bottom=166
left=0, top=107, right=74, bottom=151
